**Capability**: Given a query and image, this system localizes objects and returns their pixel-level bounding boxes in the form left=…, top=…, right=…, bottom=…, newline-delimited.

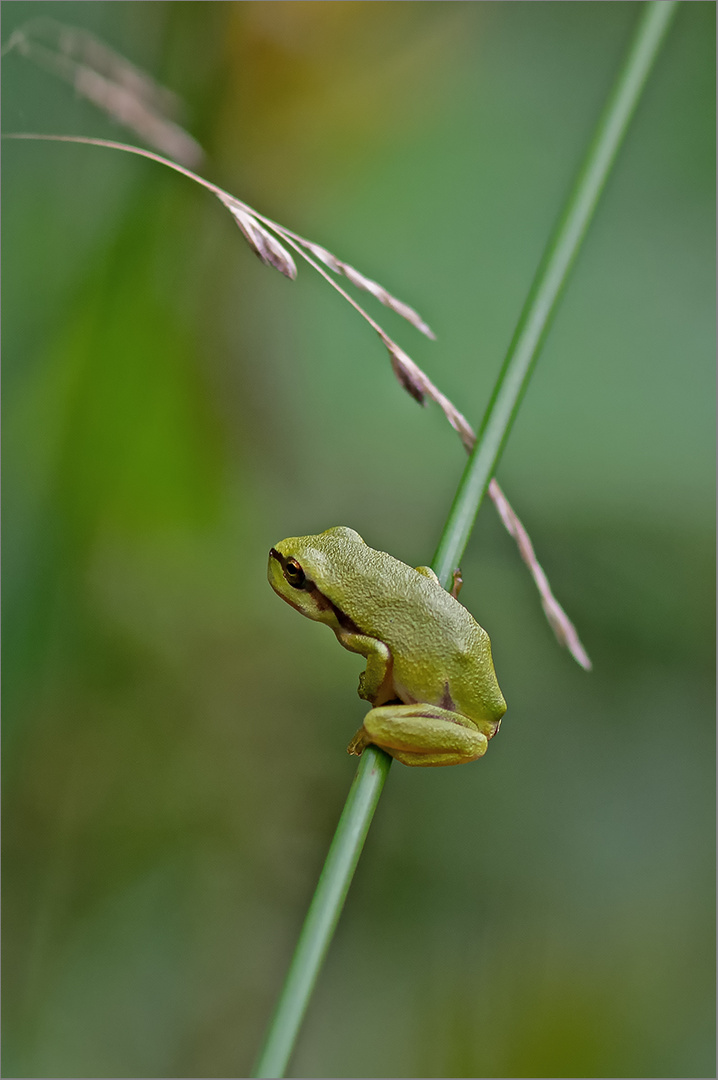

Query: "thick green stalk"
left=252, top=4, right=678, bottom=1076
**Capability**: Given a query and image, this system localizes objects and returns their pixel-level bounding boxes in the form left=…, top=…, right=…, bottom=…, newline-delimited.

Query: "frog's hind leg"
left=347, top=697, right=403, bottom=757
left=350, top=703, right=488, bottom=767
left=388, top=747, right=474, bottom=767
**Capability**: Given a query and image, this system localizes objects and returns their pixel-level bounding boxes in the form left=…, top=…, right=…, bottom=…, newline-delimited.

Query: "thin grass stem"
left=251, top=3, right=678, bottom=1076
left=252, top=747, right=391, bottom=1080
left=433, top=0, right=678, bottom=583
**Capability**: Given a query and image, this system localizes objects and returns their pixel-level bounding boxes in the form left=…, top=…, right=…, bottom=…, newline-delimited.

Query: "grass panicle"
left=7, top=122, right=589, bottom=667
left=4, top=19, right=595, bottom=664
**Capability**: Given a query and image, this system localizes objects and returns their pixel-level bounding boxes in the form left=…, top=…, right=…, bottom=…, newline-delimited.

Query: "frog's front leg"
left=335, top=630, right=394, bottom=704
left=348, top=703, right=488, bottom=767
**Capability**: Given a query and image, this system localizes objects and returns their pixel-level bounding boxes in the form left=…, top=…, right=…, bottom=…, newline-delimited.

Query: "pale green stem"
left=252, top=4, right=678, bottom=1076
left=252, top=746, right=391, bottom=1080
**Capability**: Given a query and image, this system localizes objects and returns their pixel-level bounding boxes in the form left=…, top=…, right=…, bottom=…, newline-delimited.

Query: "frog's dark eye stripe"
left=269, top=546, right=364, bottom=632
left=283, top=558, right=306, bottom=589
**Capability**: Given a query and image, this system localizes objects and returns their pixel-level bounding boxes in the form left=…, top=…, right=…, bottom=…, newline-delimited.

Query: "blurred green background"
left=2, top=3, right=715, bottom=1077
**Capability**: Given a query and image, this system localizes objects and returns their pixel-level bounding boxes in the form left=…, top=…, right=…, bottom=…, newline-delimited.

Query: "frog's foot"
left=347, top=727, right=371, bottom=756
left=359, top=703, right=489, bottom=768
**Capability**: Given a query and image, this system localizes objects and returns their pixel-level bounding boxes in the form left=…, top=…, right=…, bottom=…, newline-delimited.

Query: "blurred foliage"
left=2, top=2, right=715, bottom=1078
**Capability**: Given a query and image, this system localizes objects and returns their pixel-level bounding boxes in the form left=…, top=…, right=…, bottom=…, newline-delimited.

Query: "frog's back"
left=382, top=572, right=506, bottom=726
left=321, top=535, right=506, bottom=726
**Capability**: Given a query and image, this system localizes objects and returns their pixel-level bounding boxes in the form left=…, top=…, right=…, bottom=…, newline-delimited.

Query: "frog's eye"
left=283, top=558, right=306, bottom=589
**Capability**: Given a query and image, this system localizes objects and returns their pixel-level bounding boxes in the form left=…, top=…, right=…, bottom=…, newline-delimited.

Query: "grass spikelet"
left=222, top=198, right=298, bottom=280
left=2, top=18, right=204, bottom=168
left=488, top=479, right=592, bottom=670
left=302, top=241, right=437, bottom=339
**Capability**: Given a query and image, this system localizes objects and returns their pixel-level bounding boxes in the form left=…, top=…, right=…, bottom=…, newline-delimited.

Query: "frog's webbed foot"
left=347, top=727, right=371, bottom=756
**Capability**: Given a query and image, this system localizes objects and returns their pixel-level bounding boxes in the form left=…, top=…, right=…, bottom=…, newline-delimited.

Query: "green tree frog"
left=268, top=527, right=506, bottom=767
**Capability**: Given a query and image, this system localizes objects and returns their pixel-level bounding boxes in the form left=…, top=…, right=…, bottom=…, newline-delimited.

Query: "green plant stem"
left=433, top=0, right=678, bottom=583
left=252, top=746, right=391, bottom=1079
left=251, top=4, right=678, bottom=1076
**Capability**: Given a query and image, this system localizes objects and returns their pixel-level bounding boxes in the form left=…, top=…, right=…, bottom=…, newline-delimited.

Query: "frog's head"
left=268, top=527, right=365, bottom=626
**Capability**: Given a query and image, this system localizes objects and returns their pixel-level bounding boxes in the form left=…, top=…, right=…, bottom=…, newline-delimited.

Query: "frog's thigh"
left=362, top=703, right=488, bottom=767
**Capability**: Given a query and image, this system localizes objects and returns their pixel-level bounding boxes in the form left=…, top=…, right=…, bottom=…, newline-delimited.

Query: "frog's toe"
left=346, top=727, right=370, bottom=756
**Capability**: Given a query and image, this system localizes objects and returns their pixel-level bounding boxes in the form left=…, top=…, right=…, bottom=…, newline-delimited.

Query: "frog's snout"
left=267, top=547, right=283, bottom=591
